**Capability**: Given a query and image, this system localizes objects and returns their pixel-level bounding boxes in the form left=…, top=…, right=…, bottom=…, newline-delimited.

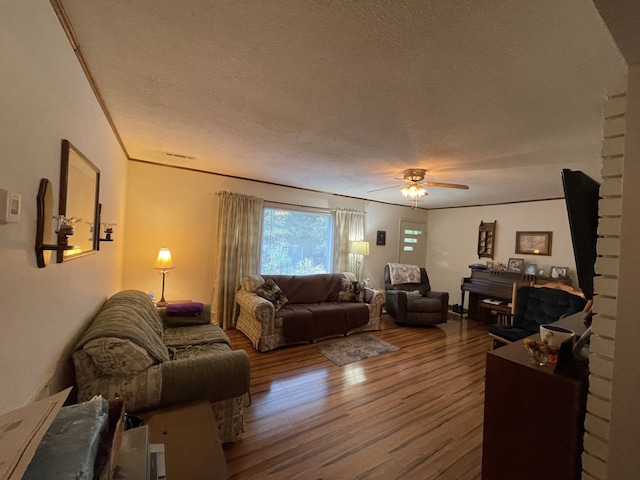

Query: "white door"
left=398, top=219, right=427, bottom=266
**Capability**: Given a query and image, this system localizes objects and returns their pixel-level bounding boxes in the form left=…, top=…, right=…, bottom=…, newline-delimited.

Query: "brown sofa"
left=235, top=273, right=384, bottom=352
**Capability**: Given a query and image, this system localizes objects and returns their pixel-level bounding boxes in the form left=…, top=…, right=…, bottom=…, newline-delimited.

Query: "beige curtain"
left=212, top=191, right=263, bottom=329
left=335, top=208, right=365, bottom=274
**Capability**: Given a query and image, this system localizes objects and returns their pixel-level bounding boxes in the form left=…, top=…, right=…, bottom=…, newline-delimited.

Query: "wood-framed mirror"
left=57, top=139, right=100, bottom=263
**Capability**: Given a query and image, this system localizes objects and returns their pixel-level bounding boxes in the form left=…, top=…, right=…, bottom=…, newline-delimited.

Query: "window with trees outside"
left=260, top=207, right=334, bottom=275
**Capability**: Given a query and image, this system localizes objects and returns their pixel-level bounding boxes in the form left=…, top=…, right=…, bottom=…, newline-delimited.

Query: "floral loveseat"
left=235, top=273, right=384, bottom=352
left=72, top=290, right=250, bottom=443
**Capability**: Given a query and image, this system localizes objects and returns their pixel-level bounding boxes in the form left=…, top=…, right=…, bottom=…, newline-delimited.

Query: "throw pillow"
left=356, top=281, right=367, bottom=302
left=339, top=279, right=357, bottom=302
left=342, top=272, right=357, bottom=282
left=339, top=280, right=366, bottom=302
left=242, top=274, right=265, bottom=293
left=83, top=337, right=157, bottom=376
left=363, top=286, right=375, bottom=303
left=255, top=278, right=288, bottom=311
left=406, top=290, right=423, bottom=297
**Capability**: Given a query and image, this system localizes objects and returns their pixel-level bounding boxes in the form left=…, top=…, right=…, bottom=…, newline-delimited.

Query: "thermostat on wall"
left=0, top=189, right=21, bottom=223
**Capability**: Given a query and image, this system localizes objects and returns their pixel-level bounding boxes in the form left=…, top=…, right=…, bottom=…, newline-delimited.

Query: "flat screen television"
left=561, top=169, right=600, bottom=300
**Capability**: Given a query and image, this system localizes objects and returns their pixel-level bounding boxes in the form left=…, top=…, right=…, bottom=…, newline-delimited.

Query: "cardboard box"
left=141, top=401, right=228, bottom=480
left=0, top=388, right=71, bottom=480
left=97, top=398, right=126, bottom=480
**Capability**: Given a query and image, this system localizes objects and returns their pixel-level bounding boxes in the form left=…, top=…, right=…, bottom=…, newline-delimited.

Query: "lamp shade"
left=152, top=247, right=174, bottom=270
left=349, top=241, right=370, bottom=256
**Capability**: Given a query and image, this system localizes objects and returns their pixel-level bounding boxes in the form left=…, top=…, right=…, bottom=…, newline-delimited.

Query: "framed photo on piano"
left=551, top=266, right=569, bottom=278
left=507, top=258, right=524, bottom=273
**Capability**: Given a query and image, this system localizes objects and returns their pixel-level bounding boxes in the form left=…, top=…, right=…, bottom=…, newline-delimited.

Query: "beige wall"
left=122, top=161, right=429, bottom=300
left=425, top=199, right=578, bottom=307
left=0, top=1, right=128, bottom=413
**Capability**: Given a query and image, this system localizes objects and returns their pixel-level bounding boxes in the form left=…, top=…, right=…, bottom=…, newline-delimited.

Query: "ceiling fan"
left=368, top=169, right=469, bottom=207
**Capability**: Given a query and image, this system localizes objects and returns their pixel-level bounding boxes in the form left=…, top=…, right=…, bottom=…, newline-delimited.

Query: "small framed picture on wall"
left=376, top=230, right=386, bottom=246
left=515, top=231, right=552, bottom=256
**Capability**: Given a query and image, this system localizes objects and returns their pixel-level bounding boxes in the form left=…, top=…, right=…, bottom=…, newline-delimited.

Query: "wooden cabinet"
left=477, top=221, right=496, bottom=259
left=481, top=313, right=589, bottom=479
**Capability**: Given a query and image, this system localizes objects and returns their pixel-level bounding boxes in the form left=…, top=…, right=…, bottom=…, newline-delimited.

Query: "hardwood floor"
left=224, top=315, right=492, bottom=480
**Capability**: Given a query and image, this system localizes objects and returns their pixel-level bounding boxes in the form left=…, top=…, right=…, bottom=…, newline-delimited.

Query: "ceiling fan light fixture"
left=366, top=168, right=467, bottom=208
left=402, top=168, right=427, bottom=183
left=401, top=184, right=426, bottom=198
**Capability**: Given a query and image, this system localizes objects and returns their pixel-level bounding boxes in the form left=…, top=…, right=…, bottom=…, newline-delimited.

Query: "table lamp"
left=153, top=247, right=174, bottom=306
left=349, top=241, right=370, bottom=280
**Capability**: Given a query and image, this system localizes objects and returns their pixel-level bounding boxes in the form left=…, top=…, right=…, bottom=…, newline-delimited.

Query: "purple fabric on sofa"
left=166, top=302, right=204, bottom=316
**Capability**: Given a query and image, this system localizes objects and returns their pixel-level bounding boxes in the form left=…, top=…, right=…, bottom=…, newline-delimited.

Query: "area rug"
left=315, top=334, right=399, bottom=366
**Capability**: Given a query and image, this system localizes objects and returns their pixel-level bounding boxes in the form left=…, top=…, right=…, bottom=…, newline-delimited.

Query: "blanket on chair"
left=387, top=263, right=422, bottom=285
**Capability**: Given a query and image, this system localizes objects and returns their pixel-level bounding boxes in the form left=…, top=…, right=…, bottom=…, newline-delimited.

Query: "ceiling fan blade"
left=425, top=182, right=469, bottom=190
left=367, top=183, right=403, bottom=193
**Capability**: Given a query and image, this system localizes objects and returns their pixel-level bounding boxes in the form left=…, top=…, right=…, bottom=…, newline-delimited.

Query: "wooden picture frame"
left=58, top=139, right=101, bottom=262
left=551, top=266, right=570, bottom=278
left=515, top=231, right=552, bottom=256
left=376, top=230, right=386, bottom=246
left=477, top=221, right=496, bottom=259
left=525, top=263, right=537, bottom=275
left=507, top=257, right=524, bottom=273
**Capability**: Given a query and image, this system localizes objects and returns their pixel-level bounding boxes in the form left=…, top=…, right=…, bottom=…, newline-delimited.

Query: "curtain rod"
left=265, top=200, right=335, bottom=213
left=265, top=201, right=367, bottom=214
left=215, top=192, right=367, bottom=213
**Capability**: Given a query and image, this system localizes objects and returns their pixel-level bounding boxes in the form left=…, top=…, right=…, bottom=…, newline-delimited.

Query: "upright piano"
left=460, top=269, right=571, bottom=322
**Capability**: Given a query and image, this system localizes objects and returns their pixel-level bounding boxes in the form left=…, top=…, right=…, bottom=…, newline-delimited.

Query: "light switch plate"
left=0, top=189, right=21, bottom=223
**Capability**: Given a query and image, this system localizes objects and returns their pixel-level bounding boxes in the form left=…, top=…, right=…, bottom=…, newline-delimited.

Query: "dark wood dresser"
left=481, top=312, right=589, bottom=479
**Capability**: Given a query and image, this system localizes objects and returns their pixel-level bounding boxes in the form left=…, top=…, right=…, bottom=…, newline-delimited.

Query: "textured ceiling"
left=58, top=0, right=625, bottom=208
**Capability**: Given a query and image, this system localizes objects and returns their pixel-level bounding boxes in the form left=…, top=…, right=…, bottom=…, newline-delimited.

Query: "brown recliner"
left=384, top=264, right=449, bottom=326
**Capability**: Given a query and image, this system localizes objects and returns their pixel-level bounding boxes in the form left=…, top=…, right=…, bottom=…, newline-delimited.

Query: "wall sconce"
left=35, top=179, right=73, bottom=268
left=99, top=222, right=116, bottom=242
left=153, top=247, right=175, bottom=306
left=54, top=214, right=81, bottom=247
left=96, top=204, right=115, bottom=250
